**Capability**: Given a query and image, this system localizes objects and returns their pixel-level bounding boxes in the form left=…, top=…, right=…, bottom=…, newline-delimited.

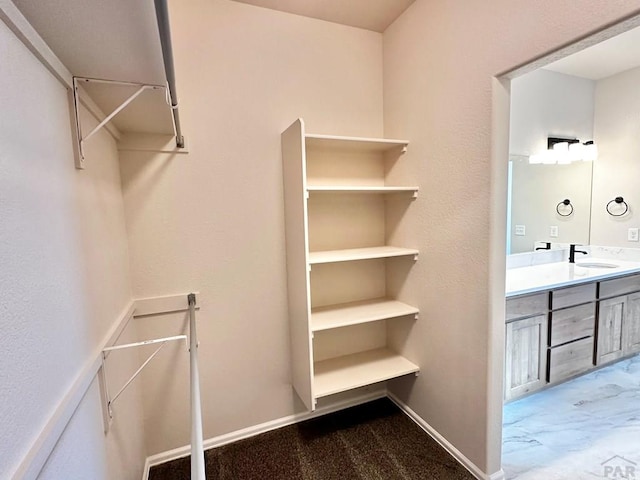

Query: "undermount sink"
left=575, top=262, right=619, bottom=269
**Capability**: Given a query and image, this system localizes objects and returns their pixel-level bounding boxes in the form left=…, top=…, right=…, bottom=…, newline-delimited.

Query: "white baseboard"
left=387, top=392, right=505, bottom=480
left=142, top=389, right=387, bottom=477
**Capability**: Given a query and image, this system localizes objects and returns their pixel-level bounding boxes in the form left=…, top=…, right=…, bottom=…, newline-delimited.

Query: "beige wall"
left=120, top=0, right=384, bottom=455
left=0, top=17, right=144, bottom=479
left=591, top=66, right=640, bottom=246
left=382, top=0, right=640, bottom=475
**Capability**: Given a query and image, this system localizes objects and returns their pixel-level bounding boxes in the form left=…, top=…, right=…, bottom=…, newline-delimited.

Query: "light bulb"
left=552, top=142, right=569, bottom=164
left=583, top=143, right=598, bottom=161
left=568, top=142, right=584, bottom=162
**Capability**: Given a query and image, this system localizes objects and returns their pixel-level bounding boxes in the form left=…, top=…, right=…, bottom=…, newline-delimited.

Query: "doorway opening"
left=493, top=14, right=640, bottom=480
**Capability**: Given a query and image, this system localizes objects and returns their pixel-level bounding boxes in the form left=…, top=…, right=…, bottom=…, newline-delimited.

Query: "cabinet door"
left=505, top=315, right=548, bottom=401
left=624, top=292, right=640, bottom=355
left=597, top=296, right=626, bottom=365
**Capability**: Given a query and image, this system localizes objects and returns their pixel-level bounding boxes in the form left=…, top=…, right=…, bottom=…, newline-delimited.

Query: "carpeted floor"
left=148, top=398, right=474, bottom=480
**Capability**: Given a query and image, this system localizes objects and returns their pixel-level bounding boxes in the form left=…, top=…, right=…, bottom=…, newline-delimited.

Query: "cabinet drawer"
left=551, top=283, right=596, bottom=310
left=506, top=292, right=548, bottom=321
left=548, top=337, right=594, bottom=383
left=599, top=274, right=640, bottom=299
left=550, top=303, right=595, bottom=347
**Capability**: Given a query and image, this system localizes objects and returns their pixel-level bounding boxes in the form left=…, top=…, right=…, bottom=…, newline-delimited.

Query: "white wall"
left=119, top=0, right=384, bottom=455
left=0, top=18, right=144, bottom=479
left=591, top=65, right=640, bottom=246
left=382, top=0, right=640, bottom=476
left=510, top=69, right=595, bottom=157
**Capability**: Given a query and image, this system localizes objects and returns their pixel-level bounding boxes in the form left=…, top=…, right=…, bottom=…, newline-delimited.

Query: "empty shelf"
left=305, top=134, right=409, bottom=152
left=307, top=186, right=418, bottom=195
left=311, top=298, right=419, bottom=332
left=308, top=246, right=419, bottom=264
left=314, top=348, right=419, bottom=398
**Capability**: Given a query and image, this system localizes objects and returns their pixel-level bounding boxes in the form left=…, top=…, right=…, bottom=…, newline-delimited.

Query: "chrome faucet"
left=569, top=244, right=587, bottom=263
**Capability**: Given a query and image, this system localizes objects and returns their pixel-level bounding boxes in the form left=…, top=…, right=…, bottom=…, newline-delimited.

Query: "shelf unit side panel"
left=282, top=119, right=314, bottom=410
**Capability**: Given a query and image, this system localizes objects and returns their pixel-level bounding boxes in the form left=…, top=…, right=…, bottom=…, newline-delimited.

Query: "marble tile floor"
left=502, top=355, right=640, bottom=479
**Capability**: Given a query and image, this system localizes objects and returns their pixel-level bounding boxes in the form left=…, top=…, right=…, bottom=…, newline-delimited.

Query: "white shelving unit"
left=308, top=246, right=419, bottom=265
left=282, top=118, right=420, bottom=411
left=307, top=186, right=418, bottom=195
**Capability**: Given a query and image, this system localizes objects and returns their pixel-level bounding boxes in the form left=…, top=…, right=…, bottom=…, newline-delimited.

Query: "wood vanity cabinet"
left=597, top=275, right=640, bottom=365
left=504, top=293, right=548, bottom=401
left=505, top=272, right=640, bottom=401
left=548, top=284, right=596, bottom=384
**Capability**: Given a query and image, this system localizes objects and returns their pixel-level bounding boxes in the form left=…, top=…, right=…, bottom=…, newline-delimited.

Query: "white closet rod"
left=188, top=293, right=206, bottom=479
left=154, top=0, right=185, bottom=148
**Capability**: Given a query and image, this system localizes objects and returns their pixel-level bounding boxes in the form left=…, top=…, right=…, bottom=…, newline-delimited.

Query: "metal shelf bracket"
left=72, top=76, right=166, bottom=169
left=101, top=334, right=187, bottom=422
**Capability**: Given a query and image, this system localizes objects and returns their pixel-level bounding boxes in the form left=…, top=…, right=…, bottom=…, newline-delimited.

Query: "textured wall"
left=0, top=18, right=144, bottom=479
left=591, top=66, right=640, bottom=246
left=119, top=0, right=384, bottom=455
left=382, top=0, right=640, bottom=475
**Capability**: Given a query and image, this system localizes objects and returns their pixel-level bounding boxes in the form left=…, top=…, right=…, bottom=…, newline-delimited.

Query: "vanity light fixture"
left=582, top=141, right=597, bottom=162
left=527, top=137, right=597, bottom=164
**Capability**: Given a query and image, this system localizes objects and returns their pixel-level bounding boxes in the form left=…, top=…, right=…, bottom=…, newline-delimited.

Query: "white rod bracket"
left=102, top=334, right=187, bottom=419
left=71, top=76, right=166, bottom=169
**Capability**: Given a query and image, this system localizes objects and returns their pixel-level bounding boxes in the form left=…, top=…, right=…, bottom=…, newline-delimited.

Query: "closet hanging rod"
left=154, top=0, right=185, bottom=149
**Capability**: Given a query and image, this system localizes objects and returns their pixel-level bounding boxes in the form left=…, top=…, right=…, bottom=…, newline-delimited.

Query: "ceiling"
left=231, top=0, right=416, bottom=32
left=11, top=0, right=415, bottom=135
left=12, top=0, right=640, bottom=134
left=12, top=0, right=173, bottom=134
left=544, top=25, right=640, bottom=80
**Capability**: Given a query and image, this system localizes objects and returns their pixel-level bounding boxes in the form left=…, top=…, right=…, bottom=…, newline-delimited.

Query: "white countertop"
left=506, top=258, right=640, bottom=297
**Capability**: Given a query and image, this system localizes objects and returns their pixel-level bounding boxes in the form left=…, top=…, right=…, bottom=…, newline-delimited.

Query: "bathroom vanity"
left=505, top=258, right=640, bottom=401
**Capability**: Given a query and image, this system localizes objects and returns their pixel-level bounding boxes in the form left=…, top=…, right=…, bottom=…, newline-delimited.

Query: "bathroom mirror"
left=508, top=157, right=593, bottom=254
left=507, top=26, right=640, bottom=255
left=507, top=68, right=595, bottom=254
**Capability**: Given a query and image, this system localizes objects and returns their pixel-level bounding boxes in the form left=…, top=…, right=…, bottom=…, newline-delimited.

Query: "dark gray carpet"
left=148, top=398, right=475, bottom=480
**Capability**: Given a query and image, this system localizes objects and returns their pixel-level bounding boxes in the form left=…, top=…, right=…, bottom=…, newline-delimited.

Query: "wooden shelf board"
left=314, top=348, right=419, bottom=398
left=308, top=246, right=419, bottom=265
left=307, top=186, right=418, bottom=195
left=311, top=298, right=418, bottom=332
left=305, top=134, right=409, bottom=152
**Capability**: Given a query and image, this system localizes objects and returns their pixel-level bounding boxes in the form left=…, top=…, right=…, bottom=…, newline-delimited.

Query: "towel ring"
left=606, top=196, right=629, bottom=217
left=556, top=199, right=573, bottom=217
